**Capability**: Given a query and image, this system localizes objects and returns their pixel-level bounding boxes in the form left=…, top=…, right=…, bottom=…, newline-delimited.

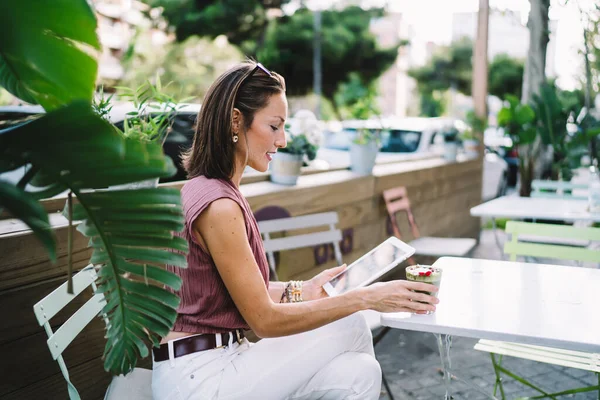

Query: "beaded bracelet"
left=279, top=280, right=303, bottom=303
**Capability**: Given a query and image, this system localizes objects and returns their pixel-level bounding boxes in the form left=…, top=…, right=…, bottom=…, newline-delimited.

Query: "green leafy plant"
left=0, top=0, right=187, bottom=375
left=282, top=112, right=321, bottom=161
left=443, top=128, right=460, bottom=143
left=531, top=83, right=574, bottom=180
left=353, top=128, right=384, bottom=146
left=497, top=95, right=537, bottom=196
left=460, top=109, right=487, bottom=142
left=281, top=126, right=318, bottom=161
left=115, top=78, right=191, bottom=144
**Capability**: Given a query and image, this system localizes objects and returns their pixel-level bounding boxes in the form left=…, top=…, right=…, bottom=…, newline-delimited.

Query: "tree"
left=143, top=0, right=291, bottom=56
left=489, top=54, right=524, bottom=100
left=118, top=34, right=243, bottom=101
left=143, top=2, right=399, bottom=113
left=257, top=7, right=400, bottom=112
left=408, top=38, right=474, bottom=96
left=408, top=37, right=524, bottom=115
left=333, top=72, right=380, bottom=120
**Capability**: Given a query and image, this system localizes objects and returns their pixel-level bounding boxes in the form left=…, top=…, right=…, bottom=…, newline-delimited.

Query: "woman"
left=152, top=61, right=439, bottom=400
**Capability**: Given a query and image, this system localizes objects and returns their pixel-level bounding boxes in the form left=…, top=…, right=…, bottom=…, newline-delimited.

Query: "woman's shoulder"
left=181, top=176, right=240, bottom=210
left=182, top=176, right=236, bottom=196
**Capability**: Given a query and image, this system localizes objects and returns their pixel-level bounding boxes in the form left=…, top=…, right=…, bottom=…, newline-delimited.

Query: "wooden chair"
left=475, top=221, right=600, bottom=399
left=257, top=212, right=397, bottom=400
left=531, top=179, right=588, bottom=200
left=382, top=186, right=477, bottom=260
left=33, top=265, right=152, bottom=400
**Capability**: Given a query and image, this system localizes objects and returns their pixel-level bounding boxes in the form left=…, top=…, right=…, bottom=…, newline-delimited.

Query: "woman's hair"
left=182, top=61, right=286, bottom=180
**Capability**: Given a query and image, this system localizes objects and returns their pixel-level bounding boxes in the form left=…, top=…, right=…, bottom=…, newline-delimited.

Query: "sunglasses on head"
left=239, top=63, right=273, bottom=87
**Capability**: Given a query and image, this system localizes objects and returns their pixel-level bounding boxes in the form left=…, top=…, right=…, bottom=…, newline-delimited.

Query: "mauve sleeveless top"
left=167, top=176, right=270, bottom=333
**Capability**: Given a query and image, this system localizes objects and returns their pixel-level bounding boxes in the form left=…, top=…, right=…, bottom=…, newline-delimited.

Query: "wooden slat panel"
left=245, top=172, right=375, bottom=216
left=0, top=317, right=105, bottom=396
left=1, top=357, right=110, bottom=400
left=0, top=277, right=94, bottom=345
left=0, top=223, right=91, bottom=292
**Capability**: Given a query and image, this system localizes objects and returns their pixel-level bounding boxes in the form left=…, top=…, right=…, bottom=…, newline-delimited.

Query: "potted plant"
left=103, top=79, right=186, bottom=190
left=270, top=110, right=320, bottom=185
left=350, top=127, right=381, bottom=175
left=442, top=127, right=460, bottom=162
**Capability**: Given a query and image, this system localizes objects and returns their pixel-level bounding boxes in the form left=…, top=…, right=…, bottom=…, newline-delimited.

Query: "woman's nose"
left=275, top=130, right=287, bottom=148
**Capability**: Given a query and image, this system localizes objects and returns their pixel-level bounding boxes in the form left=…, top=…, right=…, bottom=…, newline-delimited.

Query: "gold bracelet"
left=280, top=280, right=303, bottom=303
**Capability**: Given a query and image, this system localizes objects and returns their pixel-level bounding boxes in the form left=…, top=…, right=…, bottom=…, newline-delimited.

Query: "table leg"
left=435, top=333, right=500, bottom=400
left=436, top=333, right=453, bottom=400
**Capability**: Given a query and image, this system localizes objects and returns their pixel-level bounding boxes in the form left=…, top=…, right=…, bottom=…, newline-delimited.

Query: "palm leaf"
left=0, top=102, right=188, bottom=374
left=0, top=0, right=100, bottom=110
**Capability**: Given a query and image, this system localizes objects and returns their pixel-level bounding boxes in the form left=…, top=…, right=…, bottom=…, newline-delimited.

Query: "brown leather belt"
left=153, top=330, right=245, bottom=362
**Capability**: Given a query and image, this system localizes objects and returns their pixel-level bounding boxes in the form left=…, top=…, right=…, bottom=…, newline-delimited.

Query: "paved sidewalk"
left=376, top=229, right=599, bottom=400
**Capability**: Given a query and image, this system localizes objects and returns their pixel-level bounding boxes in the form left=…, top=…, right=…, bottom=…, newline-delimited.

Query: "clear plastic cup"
left=405, top=264, right=442, bottom=314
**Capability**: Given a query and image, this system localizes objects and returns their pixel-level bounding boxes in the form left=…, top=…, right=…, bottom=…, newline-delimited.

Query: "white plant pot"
left=443, top=142, right=459, bottom=162
left=108, top=178, right=159, bottom=191
left=270, top=152, right=303, bottom=185
left=350, top=142, right=378, bottom=175
left=463, top=139, right=479, bottom=157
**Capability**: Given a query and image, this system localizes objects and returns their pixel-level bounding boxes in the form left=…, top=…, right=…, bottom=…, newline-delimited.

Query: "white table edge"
left=380, top=314, right=600, bottom=354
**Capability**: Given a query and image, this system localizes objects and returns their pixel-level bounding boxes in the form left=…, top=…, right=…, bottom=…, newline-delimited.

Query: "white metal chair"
left=258, top=212, right=344, bottom=279
left=531, top=179, right=588, bottom=200
left=258, top=211, right=397, bottom=399
left=33, top=265, right=152, bottom=400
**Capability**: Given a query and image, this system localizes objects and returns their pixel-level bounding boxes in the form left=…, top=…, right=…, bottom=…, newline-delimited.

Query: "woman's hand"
left=303, top=264, right=347, bottom=301
left=360, top=280, right=440, bottom=314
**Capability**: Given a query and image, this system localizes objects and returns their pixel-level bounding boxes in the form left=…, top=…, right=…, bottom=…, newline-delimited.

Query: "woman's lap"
left=152, top=313, right=381, bottom=400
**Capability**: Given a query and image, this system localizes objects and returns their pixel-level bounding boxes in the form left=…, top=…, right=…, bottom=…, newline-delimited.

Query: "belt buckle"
left=214, top=333, right=226, bottom=349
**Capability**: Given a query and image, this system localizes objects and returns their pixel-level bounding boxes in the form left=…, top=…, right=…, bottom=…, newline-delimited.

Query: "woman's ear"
left=232, top=108, right=242, bottom=134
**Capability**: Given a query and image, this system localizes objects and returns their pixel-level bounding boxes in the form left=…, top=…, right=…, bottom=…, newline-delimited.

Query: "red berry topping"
left=425, top=270, right=432, bottom=276
left=419, top=272, right=425, bottom=276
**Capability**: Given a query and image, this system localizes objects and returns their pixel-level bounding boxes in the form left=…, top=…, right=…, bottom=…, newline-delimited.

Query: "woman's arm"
left=268, top=281, right=285, bottom=303
left=194, top=198, right=438, bottom=338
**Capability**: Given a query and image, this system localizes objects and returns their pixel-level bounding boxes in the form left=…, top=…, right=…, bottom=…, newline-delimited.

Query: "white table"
left=470, top=196, right=600, bottom=253
left=470, top=196, right=600, bottom=223
left=381, top=257, right=600, bottom=398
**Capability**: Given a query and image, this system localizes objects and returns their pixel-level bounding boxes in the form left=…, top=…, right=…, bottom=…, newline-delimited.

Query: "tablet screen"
left=326, top=239, right=412, bottom=294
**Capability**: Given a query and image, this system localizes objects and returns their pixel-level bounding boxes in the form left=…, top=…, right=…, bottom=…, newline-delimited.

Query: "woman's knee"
left=332, top=352, right=382, bottom=399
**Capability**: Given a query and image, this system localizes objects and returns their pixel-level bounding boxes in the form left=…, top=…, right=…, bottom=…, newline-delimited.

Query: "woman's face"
left=236, top=92, right=288, bottom=173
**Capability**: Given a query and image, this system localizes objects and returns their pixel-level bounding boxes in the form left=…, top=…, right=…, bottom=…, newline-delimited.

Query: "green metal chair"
left=475, top=221, right=600, bottom=399
left=531, top=180, right=588, bottom=201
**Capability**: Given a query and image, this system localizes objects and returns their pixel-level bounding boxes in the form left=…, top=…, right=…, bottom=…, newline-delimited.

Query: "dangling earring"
left=233, top=135, right=239, bottom=143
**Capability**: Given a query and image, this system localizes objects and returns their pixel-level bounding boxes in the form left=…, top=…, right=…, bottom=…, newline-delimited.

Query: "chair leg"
left=373, top=326, right=394, bottom=399
left=373, top=326, right=391, bottom=347
left=491, top=353, right=506, bottom=400
left=381, top=370, right=395, bottom=400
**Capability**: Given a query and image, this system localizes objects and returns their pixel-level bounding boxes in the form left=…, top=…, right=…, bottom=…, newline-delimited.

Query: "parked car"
left=320, top=117, right=509, bottom=200
left=0, top=103, right=201, bottom=187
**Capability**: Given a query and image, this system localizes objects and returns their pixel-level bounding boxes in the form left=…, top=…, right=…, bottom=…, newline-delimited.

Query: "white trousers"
left=152, top=312, right=382, bottom=400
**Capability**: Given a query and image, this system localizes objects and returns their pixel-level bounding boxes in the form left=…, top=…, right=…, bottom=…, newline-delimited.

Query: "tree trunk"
left=472, top=0, right=489, bottom=145
left=521, top=0, right=549, bottom=104
left=520, top=0, right=550, bottom=193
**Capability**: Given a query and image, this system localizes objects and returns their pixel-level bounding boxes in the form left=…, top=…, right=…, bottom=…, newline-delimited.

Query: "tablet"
left=322, top=236, right=415, bottom=296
